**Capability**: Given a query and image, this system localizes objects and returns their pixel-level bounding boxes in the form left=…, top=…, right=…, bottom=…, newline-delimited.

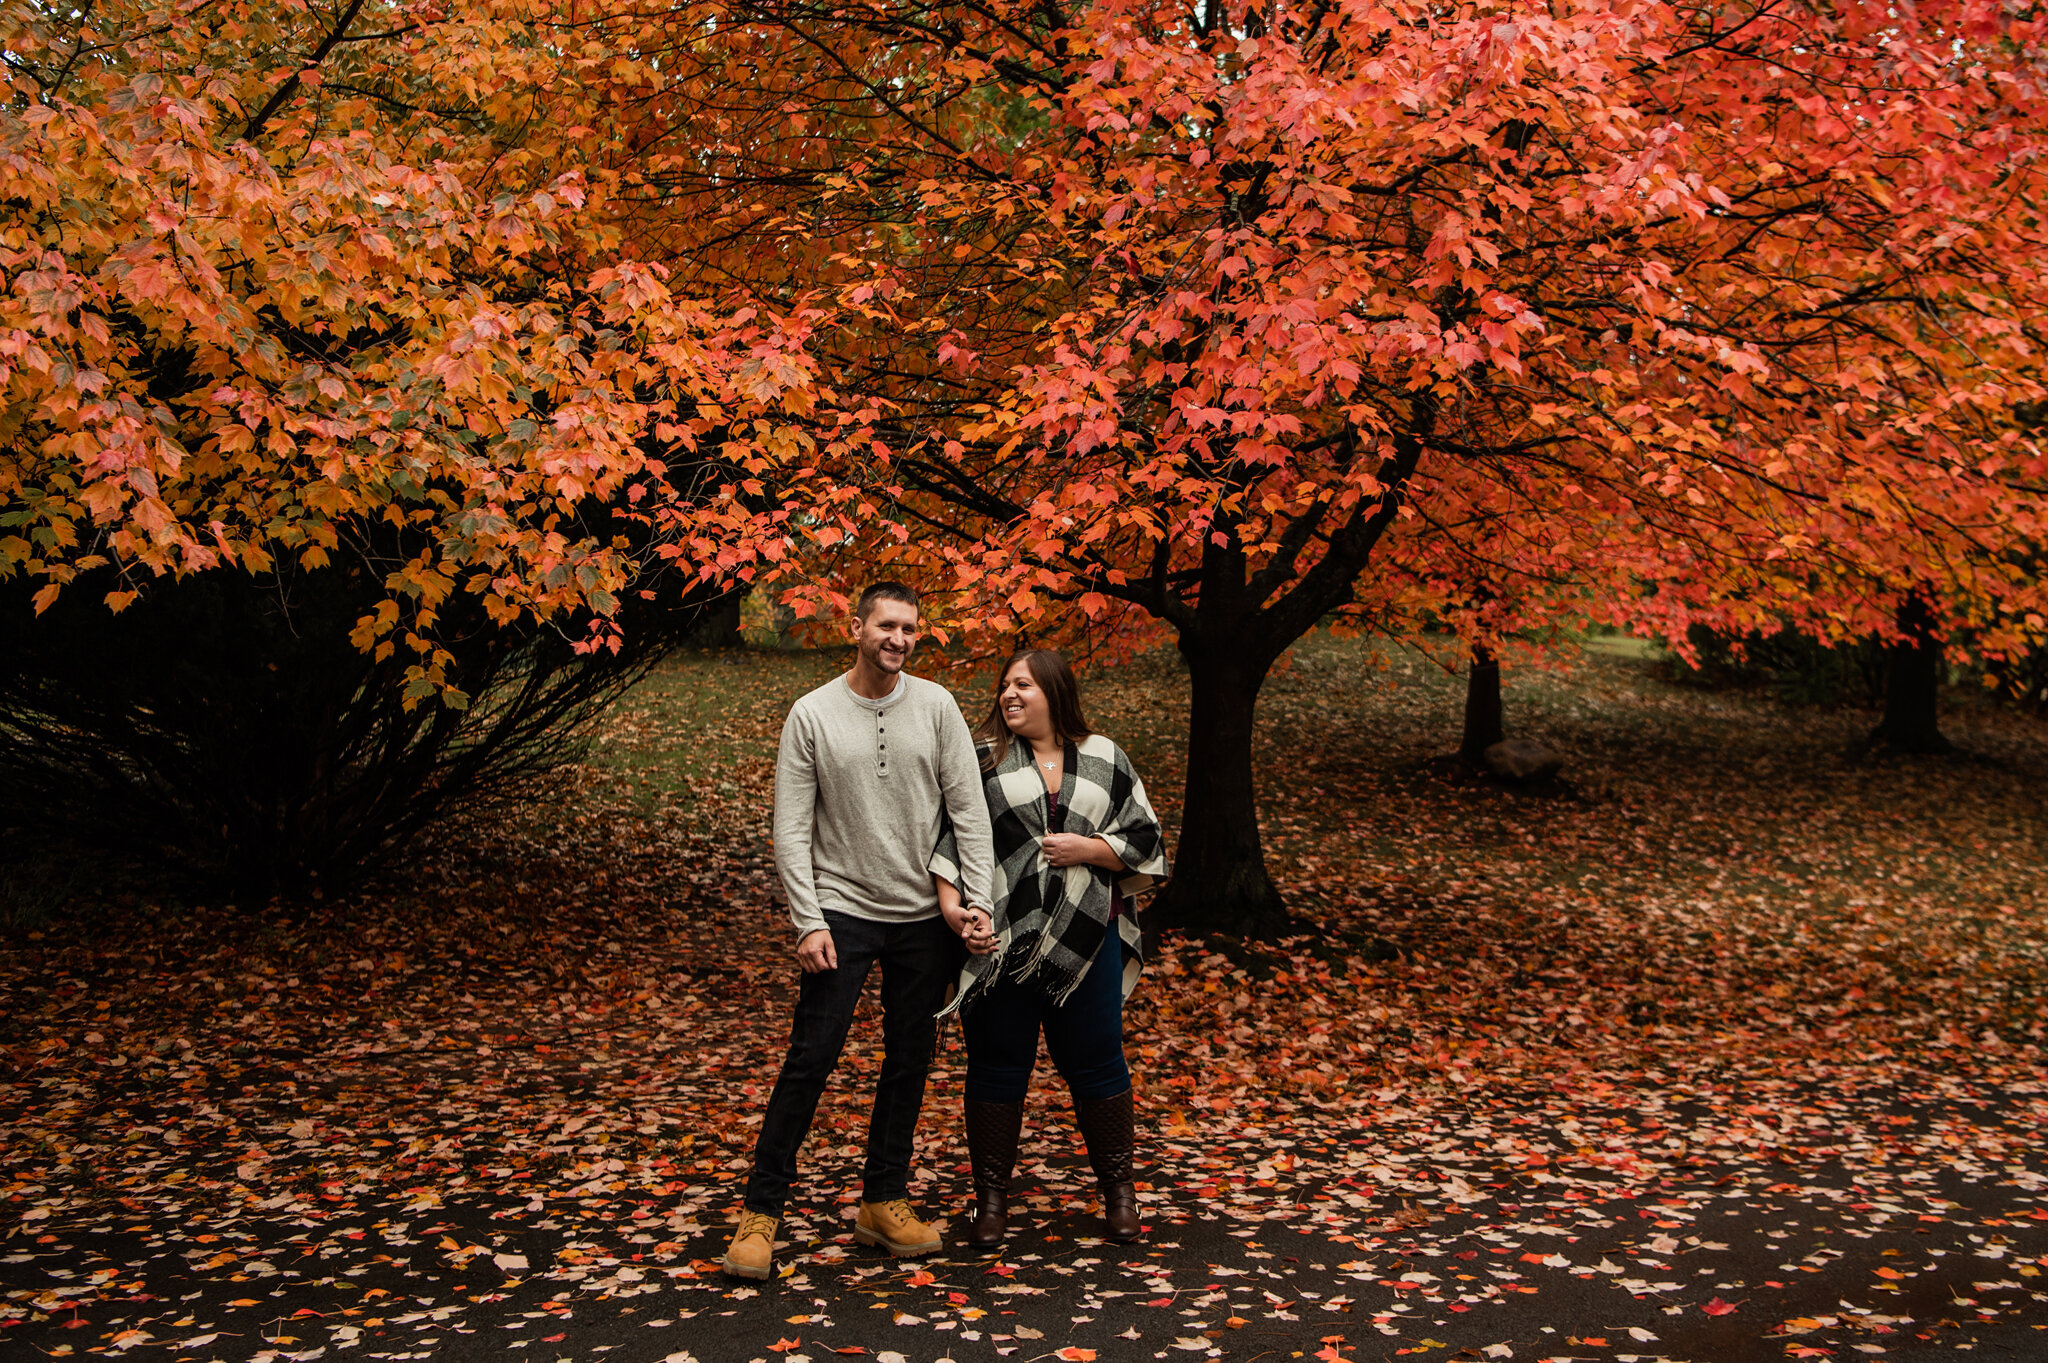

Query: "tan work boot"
left=854, top=1198, right=941, bottom=1256
left=721, top=1210, right=779, bottom=1280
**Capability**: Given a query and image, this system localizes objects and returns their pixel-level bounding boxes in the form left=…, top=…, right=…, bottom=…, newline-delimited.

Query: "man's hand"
left=796, top=928, right=838, bottom=973
left=943, top=902, right=1000, bottom=956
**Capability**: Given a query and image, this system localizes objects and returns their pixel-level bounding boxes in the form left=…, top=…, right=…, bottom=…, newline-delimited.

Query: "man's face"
left=853, top=597, right=920, bottom=674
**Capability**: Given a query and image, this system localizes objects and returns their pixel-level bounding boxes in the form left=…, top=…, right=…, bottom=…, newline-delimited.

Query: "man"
left=723, top=581, right=999, bottom=1280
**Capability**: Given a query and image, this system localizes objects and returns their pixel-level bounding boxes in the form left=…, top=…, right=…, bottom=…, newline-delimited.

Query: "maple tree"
left=703, top=0, right=2048, bottom=936
left=1460, top=645, right=1505, bottom=765
left=0, top=0, right=827, bottom=703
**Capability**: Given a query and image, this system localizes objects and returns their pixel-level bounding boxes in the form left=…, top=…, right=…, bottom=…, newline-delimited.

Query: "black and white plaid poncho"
left=931, top=732, right=1170, bottom=1016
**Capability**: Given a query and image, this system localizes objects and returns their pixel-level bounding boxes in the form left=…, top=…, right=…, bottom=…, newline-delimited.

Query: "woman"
left=932, top=648, right=1170, bottom=1248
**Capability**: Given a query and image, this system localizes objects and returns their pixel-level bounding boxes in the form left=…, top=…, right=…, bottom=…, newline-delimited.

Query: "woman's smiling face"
left=998, top=660, right=1052, bottom=740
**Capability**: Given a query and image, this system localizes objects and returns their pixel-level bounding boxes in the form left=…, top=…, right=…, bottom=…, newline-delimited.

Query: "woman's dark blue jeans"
left=742, top=911, right=960, bottom=1217
left=964, top=932, right=1130, bottom=1103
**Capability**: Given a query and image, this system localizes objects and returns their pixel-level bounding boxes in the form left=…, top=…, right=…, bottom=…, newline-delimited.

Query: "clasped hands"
left=940, top=901, right=999, bottom=955
left=801, top=834, right=1112, bottom=970
left=799, top=910, right=997, bottom=970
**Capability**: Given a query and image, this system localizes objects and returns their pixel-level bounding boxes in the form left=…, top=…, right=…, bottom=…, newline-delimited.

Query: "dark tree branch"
left=240, top=0, right=369, bottom=143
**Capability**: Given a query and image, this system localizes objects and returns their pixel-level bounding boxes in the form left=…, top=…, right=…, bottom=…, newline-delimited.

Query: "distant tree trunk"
left=695, top=588, right=745, bottom=646
left=1460, top=644, right=1503, bottom=764
left=1868, top=591, right=1950, bottom=754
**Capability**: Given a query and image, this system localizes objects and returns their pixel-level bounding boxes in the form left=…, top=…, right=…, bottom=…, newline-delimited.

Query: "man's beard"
left=863, top=638, right=911, bottom=674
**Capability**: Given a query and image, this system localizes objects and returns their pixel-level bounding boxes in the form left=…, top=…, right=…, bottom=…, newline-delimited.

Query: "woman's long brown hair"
left=975, top=649, right=1093, bottom=771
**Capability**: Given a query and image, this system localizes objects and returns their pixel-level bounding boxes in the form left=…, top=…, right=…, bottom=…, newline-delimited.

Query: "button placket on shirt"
left=876, top=707, right=889, bottom=777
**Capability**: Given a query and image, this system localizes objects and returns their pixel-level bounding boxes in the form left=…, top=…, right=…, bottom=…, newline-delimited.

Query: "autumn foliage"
left=786, top=0, right=2048, bottom=647
left=0, top=0, right=824, bottom=701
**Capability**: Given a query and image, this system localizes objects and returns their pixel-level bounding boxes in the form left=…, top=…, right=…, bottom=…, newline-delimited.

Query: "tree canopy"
left=0, top=0, right=825, bottom=701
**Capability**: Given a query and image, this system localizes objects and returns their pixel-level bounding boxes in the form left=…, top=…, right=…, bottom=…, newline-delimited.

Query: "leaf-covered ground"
left=5, top=637, right=2047, bottom=1363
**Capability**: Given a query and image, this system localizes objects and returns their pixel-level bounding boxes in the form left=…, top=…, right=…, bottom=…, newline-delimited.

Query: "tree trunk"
left=694, top=587, right=745, bottom=646
left=1868, top=592, right=1950, bottom=754
left=1459, top=644, right=1503, bottom=764
left=1139, top=401, right=1432, bottom=942
left=1149, top=644, right=1291, bottom=942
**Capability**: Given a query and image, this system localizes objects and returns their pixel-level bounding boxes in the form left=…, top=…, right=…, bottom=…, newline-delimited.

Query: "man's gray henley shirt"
left=773, top=673, right=996, bottom=940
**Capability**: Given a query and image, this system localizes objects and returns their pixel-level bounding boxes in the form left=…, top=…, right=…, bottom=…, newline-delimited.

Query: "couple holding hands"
left=722, top=582, right=1171, bottom=1280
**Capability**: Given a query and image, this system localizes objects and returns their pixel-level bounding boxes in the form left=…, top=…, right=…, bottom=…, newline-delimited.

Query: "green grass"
left=580, top=648, right=845, bottom=815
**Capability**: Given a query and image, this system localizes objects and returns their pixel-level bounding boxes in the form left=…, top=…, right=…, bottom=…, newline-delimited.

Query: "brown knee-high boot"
left=964, top=1099, right=1024, bottom=1249
left=1073, top=1088, right=1141, bottom=1242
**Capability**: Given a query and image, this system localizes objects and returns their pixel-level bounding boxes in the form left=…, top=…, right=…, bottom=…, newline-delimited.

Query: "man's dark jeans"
left=742, top=911, right=960, bottom=1216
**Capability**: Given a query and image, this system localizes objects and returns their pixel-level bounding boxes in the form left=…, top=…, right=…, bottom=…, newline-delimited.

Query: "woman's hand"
left=1040, top=833, right=1121, bottom=870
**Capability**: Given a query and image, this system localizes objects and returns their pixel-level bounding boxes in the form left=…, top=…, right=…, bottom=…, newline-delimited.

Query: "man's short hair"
left=856, top=581, right=920, bottom=620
